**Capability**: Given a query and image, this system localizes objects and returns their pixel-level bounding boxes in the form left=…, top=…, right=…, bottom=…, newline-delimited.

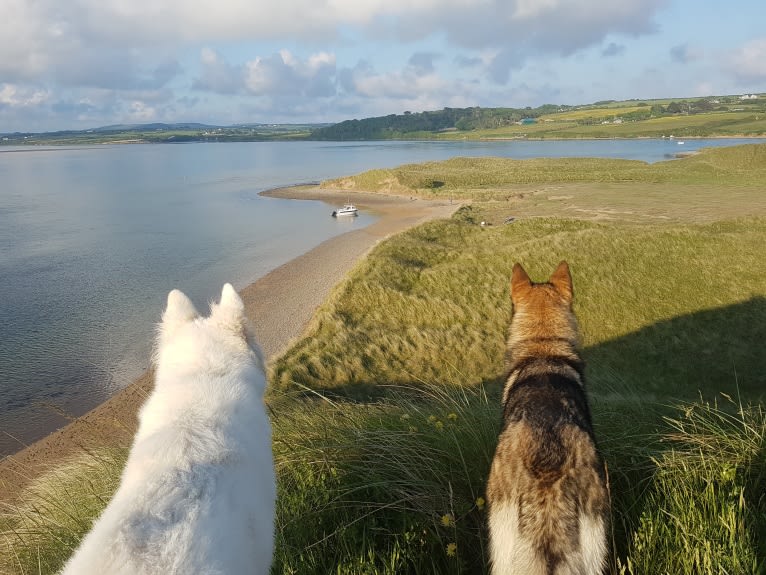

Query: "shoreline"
left=0, top=185, right=460, bottom=502
left=3, top=135, right=766, bottom=149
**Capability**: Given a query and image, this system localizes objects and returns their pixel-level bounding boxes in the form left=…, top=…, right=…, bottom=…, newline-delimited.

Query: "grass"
left=272, top=215, right=766, bottom=401
left=325, top=143, right=766, bottom=199
left=2, top=144, right=766, bottom=573
left=618, top=398, right=766, bottom=574
left=431, top=107, right=766, bottom=140
left=538, top=105, right=649, bottom=121
left=3, top=390, right=764, bottom=574
left=0, top=448, right=127, bottom=574
left=270, top=385, right=497, bottom=574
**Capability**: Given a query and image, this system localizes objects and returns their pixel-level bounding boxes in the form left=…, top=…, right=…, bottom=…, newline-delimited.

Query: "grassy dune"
left=272, top=215, right=766, bottom=401
left=325, top=143, right=766, bottom=195
left=272, top=144, right=766, bottom=572
left=3, top=144, right=766, bottom=574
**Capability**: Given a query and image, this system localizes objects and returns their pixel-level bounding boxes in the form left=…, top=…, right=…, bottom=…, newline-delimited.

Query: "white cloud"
left=727, top=38, right=766, bottom=82
left=126, top=100, right=157, bottom=122
left=1, top=0, right=668, bottom=83
left=193, top=49, right=337, bottom=97
left=352, top=69, right=447, bottom=99
left=340, top=56, right=477, bottom=112
left=512, top=0, right=559, bottom=20
left=6, top=0, right=737, bottom=131
left=0, top=0, right=56, bottom=81
left=193, top=49, right=244, bottom=94
left=0, top=84, right=50, bottom=107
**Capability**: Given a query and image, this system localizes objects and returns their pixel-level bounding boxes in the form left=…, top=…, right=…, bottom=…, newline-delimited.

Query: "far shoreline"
left=0, top=185, right=460, bottom=503
left=3, top=135, right=766, bottom=150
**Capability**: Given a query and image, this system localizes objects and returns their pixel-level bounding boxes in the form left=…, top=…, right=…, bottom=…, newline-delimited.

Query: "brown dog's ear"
left=549, top=261, right=573, bottom=304
left=511, top=263, right=532, bottom=305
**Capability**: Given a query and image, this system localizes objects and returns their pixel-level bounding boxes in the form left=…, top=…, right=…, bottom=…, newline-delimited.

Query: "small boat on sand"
left=332, top=204, right=358, bottom=217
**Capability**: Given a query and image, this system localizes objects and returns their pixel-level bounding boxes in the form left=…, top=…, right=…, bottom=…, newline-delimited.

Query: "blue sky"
left=2, top=0, right=765, bottom=132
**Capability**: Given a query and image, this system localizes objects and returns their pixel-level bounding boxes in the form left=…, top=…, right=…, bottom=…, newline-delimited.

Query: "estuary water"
left=0, top=138, right=760, bottom=455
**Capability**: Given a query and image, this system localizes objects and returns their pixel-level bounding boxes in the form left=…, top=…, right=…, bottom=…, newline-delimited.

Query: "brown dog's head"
left=508, top=261, right=578, bottom=348
left=511, top=260, right=573, bottom=311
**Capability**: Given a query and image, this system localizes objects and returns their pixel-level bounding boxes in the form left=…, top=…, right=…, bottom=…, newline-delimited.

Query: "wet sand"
left=0, top=185, right=459, bottom=502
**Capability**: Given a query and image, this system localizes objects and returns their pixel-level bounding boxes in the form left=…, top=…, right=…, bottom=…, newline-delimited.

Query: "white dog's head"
left=155, top=283, right=265, bottom=380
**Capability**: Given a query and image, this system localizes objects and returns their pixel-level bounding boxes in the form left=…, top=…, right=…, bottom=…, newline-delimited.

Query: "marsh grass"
left=0, top=448, right=127, bottom=574
left=619, top=398, right=766, bottom=574
left=4, top=389, right=763, bottom=575
left=270, top=384, right=499, bottom=574
left=325, top=143, right=766, bottom=200
left=273, top=214, right=766, bottom=401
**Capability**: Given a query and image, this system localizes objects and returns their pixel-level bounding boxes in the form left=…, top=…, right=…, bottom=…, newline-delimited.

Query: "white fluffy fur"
left=578, top=515, right=608, bottom=574
left=489, top=502, right=607, bottom=575
left=489, top=503, right=539, bottom=574
left=60, top=284, right=275, bottom=575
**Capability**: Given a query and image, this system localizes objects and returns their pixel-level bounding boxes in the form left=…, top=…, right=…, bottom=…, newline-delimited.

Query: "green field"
left=310, top=94, right=766, bottom=141
left=431, top=109, right=766, bottom=140
left=0, top=125, right=316, bottom=146
left=2, top=144, right=765, bottom=574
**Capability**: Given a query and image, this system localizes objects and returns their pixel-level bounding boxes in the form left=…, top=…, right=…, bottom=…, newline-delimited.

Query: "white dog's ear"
left=163, top=289, right=200, bottom=328
left=211, top=283, right=247, bottom=335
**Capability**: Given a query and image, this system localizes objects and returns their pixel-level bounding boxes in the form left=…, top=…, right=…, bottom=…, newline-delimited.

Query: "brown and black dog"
left=487, top=261, right=609, bottom=575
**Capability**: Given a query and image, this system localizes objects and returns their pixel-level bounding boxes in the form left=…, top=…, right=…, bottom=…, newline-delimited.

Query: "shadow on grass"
left=586, top=295, right=766, bottom=402
left=582, top=297, right=766, bottom=571
left=272, top=297, right=766, bottom=573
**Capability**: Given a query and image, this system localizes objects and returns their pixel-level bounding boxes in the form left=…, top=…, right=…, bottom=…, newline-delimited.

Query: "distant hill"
left=1, top=122, right=333, bottom=145
left=309, top=94, right=766, bottom=140
left=4, top=93, right=765, bottom=144
left=91, top=122, right=221, bottom=133
left=309, top=105, right=566, bottom=140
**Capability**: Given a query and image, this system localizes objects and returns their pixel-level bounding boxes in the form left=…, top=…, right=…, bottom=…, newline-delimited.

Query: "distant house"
left=519, top=118, right=537, bottom=125
left=739, top=94, right=758, bottom=100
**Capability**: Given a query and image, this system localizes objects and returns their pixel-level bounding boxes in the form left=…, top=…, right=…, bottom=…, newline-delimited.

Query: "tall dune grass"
left=324, top=143, right=766, bottom=197
left=619, top=398, right=766, bottom=574
left=0, top=448, right=127, bottom=574
left=273, top=213, right=766, bottom=401
left=3, top=389, right=763, bottom=574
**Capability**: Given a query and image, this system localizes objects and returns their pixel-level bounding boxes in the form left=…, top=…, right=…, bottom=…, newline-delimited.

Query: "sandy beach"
left=0, top=186, right=459, bottom=502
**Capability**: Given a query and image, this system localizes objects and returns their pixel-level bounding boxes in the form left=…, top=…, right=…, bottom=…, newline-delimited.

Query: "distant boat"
left=332, top=204, right=358, bottom=217
left=677, top=141, right=685, bottom=145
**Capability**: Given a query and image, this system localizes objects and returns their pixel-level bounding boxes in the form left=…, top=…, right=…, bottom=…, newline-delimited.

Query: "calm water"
left=0, top=138, right=760, bottom=455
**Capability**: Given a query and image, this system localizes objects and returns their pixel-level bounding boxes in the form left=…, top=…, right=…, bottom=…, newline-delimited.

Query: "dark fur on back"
left=502, top=372, right=595, bottom=459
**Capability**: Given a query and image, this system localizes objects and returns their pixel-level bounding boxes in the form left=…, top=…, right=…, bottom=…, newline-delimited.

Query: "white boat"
left=332, top=204, right=358, bottom=217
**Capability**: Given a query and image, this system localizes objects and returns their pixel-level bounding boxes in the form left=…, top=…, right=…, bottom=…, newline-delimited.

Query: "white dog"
left=60, top=284, right=275, bottom=575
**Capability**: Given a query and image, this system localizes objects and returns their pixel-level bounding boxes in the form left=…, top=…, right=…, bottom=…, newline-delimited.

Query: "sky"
left=2, top=0, right=766, bottom=132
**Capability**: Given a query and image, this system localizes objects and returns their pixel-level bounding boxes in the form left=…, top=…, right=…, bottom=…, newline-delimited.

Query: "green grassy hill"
left=310, top=95, right=766, bottom=140
left=324, top=143, right=766, bottom=195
